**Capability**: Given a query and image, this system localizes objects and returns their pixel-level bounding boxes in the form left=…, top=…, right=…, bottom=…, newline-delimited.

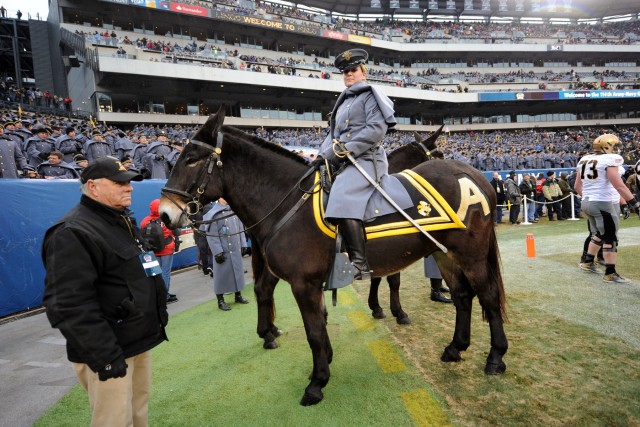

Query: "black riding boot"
left=338, top=218, right=371, bottom=282
left=430, top=278, right=452, bottom=304
left=217, top=294, right=231, bottom=311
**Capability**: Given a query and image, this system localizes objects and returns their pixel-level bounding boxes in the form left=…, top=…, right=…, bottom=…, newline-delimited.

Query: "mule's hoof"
left=300, top=390, right=323, bottom=406
left=394, top=312, right=411, bottom=325
left=484, top=361, right=506, bottom=375
left=263, top=340, right=279, bottom=350
left=441, top=346, right=461, bottom=362
left=272, top=327, right=283, bottom=337
left=372, top=309, right=386, bottom=319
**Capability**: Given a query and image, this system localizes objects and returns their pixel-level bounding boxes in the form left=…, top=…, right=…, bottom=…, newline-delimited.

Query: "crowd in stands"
left=2, top=106, right=638, bottom=182
left=85, top=0, right=640, bottom=45
left=75, top=23, right=640, bottom=94
left=170, top=0, right=640, bottom=44
left=0, top=82, right=73, bottom=111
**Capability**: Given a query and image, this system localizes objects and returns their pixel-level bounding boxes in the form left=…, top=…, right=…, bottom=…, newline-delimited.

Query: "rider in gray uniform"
left=318, top=48, right=396, bottom=281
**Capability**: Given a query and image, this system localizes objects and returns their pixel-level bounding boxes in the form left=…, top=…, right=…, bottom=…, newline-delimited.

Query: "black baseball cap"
left=81, top=156, right=143, bottom=183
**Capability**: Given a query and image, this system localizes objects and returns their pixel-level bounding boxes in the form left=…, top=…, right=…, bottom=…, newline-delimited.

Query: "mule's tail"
left=484, top=225, right=508, bottom=323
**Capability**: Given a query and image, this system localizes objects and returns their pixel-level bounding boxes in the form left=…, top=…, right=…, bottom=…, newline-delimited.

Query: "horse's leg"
left=387, top=273, right=410, bottom=325
left=439, top=266, right=475, bottom=363
left=291, top=282, right=331, bottom=406
left=252, top=247, right=282, bottom=350
left=470, top=229, right=508, bottom=375
left=472, top=268, right=508, bottom=374
left=368, top=277, right=385, bottom=319
left=482, top=307, right=508, bottom=375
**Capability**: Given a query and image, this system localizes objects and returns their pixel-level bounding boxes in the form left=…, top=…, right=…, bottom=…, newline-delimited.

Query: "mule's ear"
left=203, top=105, right=226, bottom=137
left=413, top=131, right=422, bottom=144
left=424, top=124, right=444, bottom=150
left=215, top=104, right=226, bottom=122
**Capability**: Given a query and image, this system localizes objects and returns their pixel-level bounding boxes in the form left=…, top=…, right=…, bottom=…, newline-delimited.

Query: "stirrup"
left=352, top=264, right=371, bottom=282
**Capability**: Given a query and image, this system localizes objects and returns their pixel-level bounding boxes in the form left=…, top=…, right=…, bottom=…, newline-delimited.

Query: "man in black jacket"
left=519, top=173, right=538, bottom=223
left=490, top=172, right=506, bottom=224
left=42, top=156, right=168, bottom=426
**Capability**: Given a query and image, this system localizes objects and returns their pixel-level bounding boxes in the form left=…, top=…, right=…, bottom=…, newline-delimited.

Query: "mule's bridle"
left=161, top=131, right=321, bottom=243
left=161, top=132, right=224, bottom=219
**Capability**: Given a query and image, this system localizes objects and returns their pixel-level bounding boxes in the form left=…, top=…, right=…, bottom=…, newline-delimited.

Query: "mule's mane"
left=221, top=125, right=310, bottom=166
left=388, top=141, right=426, bottom=158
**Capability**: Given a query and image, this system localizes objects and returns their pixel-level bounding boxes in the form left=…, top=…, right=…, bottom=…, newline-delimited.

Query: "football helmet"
left=592, top=134, right=620, bottom=154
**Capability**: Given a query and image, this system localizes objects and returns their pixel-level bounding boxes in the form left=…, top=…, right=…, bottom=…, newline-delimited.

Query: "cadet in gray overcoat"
left=201, top=199, right=249, bottom=311
left=143, top=133, right=172, bottom=179
left=25, top=125, right=56, bottom=167
left=317, top=48, right=397, bottom=282
left=0, top=123, right=29, bottom=177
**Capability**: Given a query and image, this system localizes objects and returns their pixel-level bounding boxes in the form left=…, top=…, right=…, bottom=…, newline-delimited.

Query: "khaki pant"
left=73, top=351, right=151, bottom=427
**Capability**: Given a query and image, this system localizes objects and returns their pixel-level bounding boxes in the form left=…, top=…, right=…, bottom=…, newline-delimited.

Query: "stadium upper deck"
left=43, top=0, right=640, bottom=131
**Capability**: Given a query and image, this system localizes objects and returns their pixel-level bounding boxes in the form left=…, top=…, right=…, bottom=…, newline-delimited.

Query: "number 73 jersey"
left=577, top=153, right=625, bottom=202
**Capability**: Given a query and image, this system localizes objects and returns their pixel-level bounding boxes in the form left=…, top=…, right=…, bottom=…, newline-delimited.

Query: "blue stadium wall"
left=0, top=179, right=198, bottom=318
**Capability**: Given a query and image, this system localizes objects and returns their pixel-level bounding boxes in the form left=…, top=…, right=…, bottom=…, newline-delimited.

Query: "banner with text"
left=212, top=10, right=319, bottom=36
left=479, top=89, right=640, bottom=102
left=170, top=2, right=208, bottom=16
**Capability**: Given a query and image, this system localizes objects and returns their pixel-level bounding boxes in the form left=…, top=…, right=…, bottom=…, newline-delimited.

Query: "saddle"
left=314, top=167, right=466, bottom=241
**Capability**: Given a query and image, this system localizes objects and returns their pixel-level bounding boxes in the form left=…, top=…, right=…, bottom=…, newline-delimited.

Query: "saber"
left=343, top=151, right=448, bottom=253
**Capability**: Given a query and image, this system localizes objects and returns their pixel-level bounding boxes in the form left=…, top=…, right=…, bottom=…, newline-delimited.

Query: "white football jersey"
left=576, top=153, right=624, bottom=202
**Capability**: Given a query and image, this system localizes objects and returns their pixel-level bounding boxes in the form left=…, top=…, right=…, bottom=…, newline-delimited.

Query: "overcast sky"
left=1, top=0, right=49, bottom=20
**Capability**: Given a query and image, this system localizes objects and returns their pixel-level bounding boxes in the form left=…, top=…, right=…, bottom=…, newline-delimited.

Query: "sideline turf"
left=34, top=281, right=449, bottom=426
left=34, top=219, right=640, bottom=426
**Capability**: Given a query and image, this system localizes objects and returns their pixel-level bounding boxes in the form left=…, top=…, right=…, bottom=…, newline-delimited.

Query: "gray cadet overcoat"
left=56, top=135, right=83, bottom=163
left=202, top=203, right=247, bottom=295
left=319, top=80, right=404, bottom=220
left=84, top=139, right=113, bottom=163
left=143, top=141, right=172, bottom=179
left=0, top=135, right=28, bottom=177
left=25, top=136, right=56, bottom=167
left=423, top=255, right=442, bottom=279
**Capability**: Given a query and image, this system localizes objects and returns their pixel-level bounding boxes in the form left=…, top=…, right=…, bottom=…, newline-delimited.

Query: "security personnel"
left=42, top=156, right=168, bottom=426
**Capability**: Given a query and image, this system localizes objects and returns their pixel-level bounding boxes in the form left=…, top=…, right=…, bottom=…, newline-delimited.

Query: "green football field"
left=35, top=218, right=640, bottom=427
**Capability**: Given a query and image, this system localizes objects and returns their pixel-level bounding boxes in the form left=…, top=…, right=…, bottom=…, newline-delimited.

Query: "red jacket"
left=140, top=199, right=175, bottom=256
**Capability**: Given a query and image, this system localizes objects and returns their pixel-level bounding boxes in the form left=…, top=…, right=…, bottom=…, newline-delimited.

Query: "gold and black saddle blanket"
left=313, top=169, right=466, bottom=240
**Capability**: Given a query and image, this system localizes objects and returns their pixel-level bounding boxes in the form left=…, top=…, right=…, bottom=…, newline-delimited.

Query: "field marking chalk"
left=401, top=388, right=451, bottom=427
left=347, top=310, right=375, bottom=331
left=367, top=339, right=407, bottom=373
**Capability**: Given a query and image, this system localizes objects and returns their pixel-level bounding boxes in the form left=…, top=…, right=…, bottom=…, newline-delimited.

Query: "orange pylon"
left=526, top=233, right=536, bottom=258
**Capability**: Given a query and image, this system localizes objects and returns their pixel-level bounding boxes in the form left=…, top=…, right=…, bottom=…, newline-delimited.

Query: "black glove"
left=174, top=236, right=181, bottom=252
left=621, top=204, right=630, bottom=220
left=628, top=198, right=640, bottom=218
left=241, top=247, right=251, bottom=257
left=155, top=154, right=165, bottom=161
left=98, top=354, right=128, bottom=381
left=329, top=155, right=346, bottom=169
left=215, top=253, right=226, bottom=264
left=309, top=155, right=324, bottom=168
left=39, top=151, right=51, bottom=160
left=74, top=142, right=83, bottom=152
